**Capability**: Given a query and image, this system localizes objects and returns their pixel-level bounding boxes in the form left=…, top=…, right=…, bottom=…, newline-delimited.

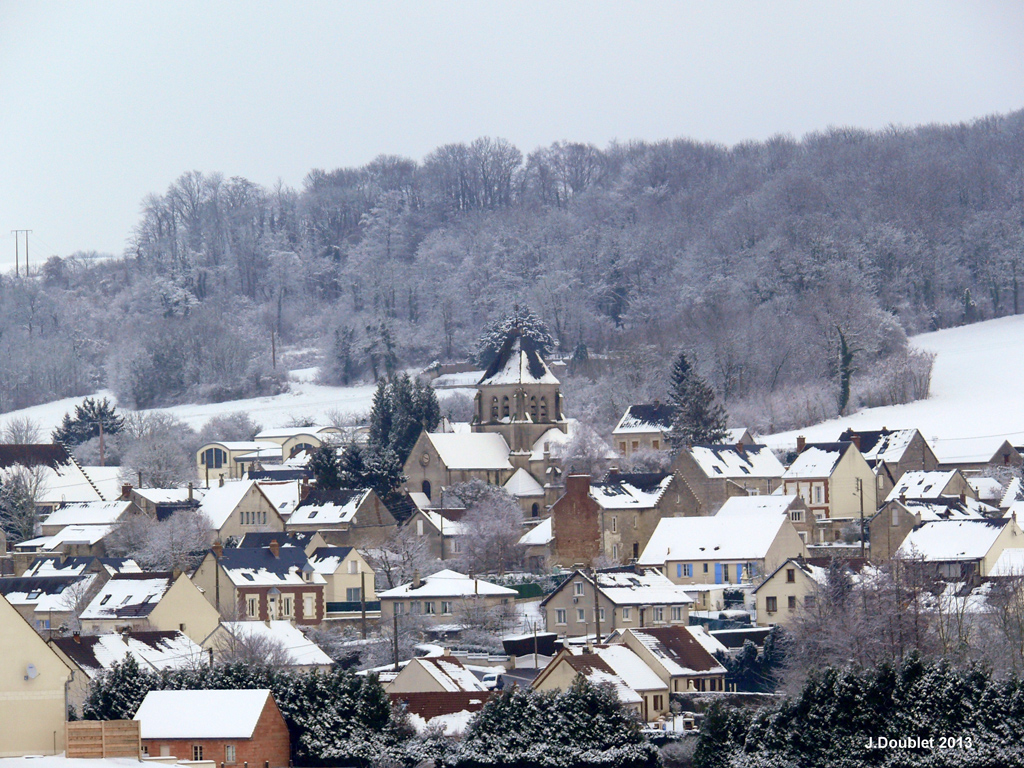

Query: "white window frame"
left=577, top=608, right=586, bottom=623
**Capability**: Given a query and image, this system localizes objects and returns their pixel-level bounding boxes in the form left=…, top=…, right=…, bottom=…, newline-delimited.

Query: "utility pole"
left=856, top=478, right=865, bottom=557
left=97, top=420, right=105, bottom=467
left=11, top=230, right=31, bottom=276
left=592, top=567, right=601, bottom=644
left=360, top=570, right=367, bottom=639
left=392, top=609, right=400, bottom=671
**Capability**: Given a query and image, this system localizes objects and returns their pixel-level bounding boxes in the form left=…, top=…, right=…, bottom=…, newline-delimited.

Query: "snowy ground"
left=765, top=314, right=1024, bottom=463
left=0, top=758, right=142, bottom=768
left=0, top=370, right=383, bottom=434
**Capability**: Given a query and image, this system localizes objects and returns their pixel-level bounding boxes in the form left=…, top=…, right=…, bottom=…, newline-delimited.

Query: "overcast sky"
left=1, top=1, right=1022, bottom=264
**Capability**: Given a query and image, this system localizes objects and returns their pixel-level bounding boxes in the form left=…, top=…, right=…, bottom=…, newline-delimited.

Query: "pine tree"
left=52, top=397, right=125, bottom=446
left=667, top=351, right=727, bottom=447
left=83, top=656, right=157, bottom=720
left=309, top=443, right=342, bottom=490
left=476, top=304, right=555, bottom=369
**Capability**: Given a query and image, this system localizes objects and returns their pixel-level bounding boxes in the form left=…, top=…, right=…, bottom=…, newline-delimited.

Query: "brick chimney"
left=121, top=483, right=132, bottom=500
left=960, top=491, right=966, bottom=504
left=566, top=474, right=592, bottom=498
left=736, top=441, right=745, bottom=454
left=72, top=631, right=80, bottom=644
left=269, top=539, right=280, bottom=558
left=850, top=434, right=861, bottom=451
left=188, top=482, right=194, bottom=502
left=607, top=466, right=620, bottom=477
left=796, top=436, right=806, bottom=453
left=300, top=479, right=311, bottom=500
left=219, top=475, right=225, bottom=487
left=212, top=539, right=224, bottom=559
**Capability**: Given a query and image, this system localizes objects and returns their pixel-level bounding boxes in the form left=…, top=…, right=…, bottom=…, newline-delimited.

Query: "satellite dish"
left=25, top=664, right=38, bottom=680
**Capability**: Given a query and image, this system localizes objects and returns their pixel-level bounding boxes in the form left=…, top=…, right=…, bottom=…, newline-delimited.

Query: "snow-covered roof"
left=134, top=689, right=272, bottom=738
left=716, top=494, right=800, bottom=517
left=595, top=645, right=665, bottom=692
left=80, top=574, right=174, bottom=620
left=417, top=509, right=468, bottom=537
left=131, top=487, right=206, bottom=505
left=257, top=480, right=302, bottom=517
left=198, top=480, right=261, bottom=529
left=42, top=500, right=133, bottom=529
left=782, top=443, right=850, bottom=479
left=504, top=468, right=545, bottom=497
left=555, top=653, right=642, bottom=704
left=216, top=547, right=325, bottom=587
left=991, top=548, right=1024, bottom=576
left=1002, top=478, right=1024, bottom=509
left=686, top=624, right=730, bottom=657
left=689, top=444, right=785, bottom=479
left=518, top=518, right=552, bottom=547
left=0, top=574, right=97, bottom=615
left=378, top=569, right=517, bottom=599
left=426, top=433, right=513, bottom=471
left=32, top=524, right=115, bottom=551
left=220, top=621, right=333, bottom=667
left=410, top=656, right=486, bottom=692
left=79, top=466, right=124, bottom=502
left=897, top=519, right=1009, bottom=562
left=968, top=477, right=1005, bottom=503
left=613, top=403, right=675, bottom=435
left=590, top=473, right=673, bottom=510
left=541, top=568, right=693, bottom=608
left=886, top=470, right=962, bottom=502
left=638, top=512, right=790, bottom=565
left=477, top=333, right=559, bottom=386
left=901, top=498, right=992, bottom=521
left=625, top=627, right=727, bottom=676
left=23, top=556, right=140, bottom=578
left=307, top=546, right=355, bottom=575
left=52, top=631, right=205, bottom=678
left=288, top=488, right=371, bottom=526
left=396, top=692, right=489, bottom=736
left=838, top=428, right=917, bottom=465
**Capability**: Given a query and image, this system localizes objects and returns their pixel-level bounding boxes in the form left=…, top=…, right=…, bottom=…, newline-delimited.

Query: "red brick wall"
left=551, top=475, right=601, bottom=566
left=142, top=698, right=290, bottom=768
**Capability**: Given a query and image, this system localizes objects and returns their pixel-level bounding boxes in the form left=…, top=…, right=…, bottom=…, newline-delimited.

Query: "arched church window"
left=540, top=396, right=548, bottom=421
left=502, top=396, right=510, bottom=419
left=529, top=396, right=538, bottom=422
left=531, top=503, right=540, bottom=518
left=422, top=480, right=432, bottom=501
left=491, top=397, right=499, bottom=420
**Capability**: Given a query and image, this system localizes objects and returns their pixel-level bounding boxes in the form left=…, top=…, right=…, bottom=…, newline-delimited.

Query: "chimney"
left=796, top=436, right=806, bottom=453
left=188, top=482, right=194, bottom=502
left=899, top=493, right=906, bottom=505
left=212, top=539, right=224, bottom=559
left=219, top=475, right=225, bottom=487
left=269, top=539, right=280, bottom=558
left=172, top=566, right=182, bottom=579
left=850, top=434, right=861, bottom=451
left=608, top=466, right=619, bottom=477
left=121, top=483, right=132, bottom=500
left=413, top=571, right=422, bottom=589
left=72, top=631, right=81, bottom=644
left=566, top=474, right=592, bottom=497
left=653, top=399, right=660, bottom=409
left=300, top=479, right=311, bottom=500
left=736, top=441, right=745, bottom=454
left=960, top=491, right=966, bottom=504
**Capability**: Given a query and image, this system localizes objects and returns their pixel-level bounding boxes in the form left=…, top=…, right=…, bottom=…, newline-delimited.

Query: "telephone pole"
left=10, top=230, right=31, bottom=277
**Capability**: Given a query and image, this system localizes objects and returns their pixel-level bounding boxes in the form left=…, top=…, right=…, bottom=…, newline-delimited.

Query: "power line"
left=10, top=229, right=32, bottom=276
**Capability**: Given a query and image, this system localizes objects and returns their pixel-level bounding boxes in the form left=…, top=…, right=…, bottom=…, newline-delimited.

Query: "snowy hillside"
left=765, top=314, right=1024, bottom=464
left=0, top=369, right=474, bottom=435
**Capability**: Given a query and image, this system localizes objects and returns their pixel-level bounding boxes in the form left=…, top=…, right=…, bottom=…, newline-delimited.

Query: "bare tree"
left=215, top=624, right=293, bottom=667
left=105, top=508, right=213, bottom=571
left=365, top=525, right=440, bottom=590
left=448, top=481, right=525, bottom=575
left=2, top=416, right=42, bottom=444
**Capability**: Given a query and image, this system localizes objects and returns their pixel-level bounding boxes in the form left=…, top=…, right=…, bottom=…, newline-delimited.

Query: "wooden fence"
left=66, top=720, right=140, bottom=759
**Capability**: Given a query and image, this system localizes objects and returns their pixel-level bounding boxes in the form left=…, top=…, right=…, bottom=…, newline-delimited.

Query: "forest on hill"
left=4, top=110, right=1024, bottom=433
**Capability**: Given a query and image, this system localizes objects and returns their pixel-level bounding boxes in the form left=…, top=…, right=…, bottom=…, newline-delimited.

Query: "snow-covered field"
left=0, top=371, right=383, bottom=434
left=766, top=314, right=1024, bottom=463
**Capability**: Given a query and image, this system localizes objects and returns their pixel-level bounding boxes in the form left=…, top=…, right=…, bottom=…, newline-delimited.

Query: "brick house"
left=134, top=689, right=289, bottom=767
left=549, top=474, right=602, bottom=566
left=191, top=540, right=326, bottom=625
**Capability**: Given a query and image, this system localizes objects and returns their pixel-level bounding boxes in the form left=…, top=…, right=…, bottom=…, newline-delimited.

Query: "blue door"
left=714, top=563, right=723, bottom=584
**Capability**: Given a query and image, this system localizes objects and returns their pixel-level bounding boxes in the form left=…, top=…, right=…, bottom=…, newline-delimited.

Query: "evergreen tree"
left=309, top=442, right=343, bottom=490
left=367, top=373, right=441, bottom=464
left=476, top=304, right=555, bottom=369
left=325, top=325, right=361, bottom=385
left=83, top=656, right=157, bottom=720
left=667, top=351, right=727, bottom=447
left=337, top=443, right=405, bottom=506
left=52, top=397, right=125, bottom=446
